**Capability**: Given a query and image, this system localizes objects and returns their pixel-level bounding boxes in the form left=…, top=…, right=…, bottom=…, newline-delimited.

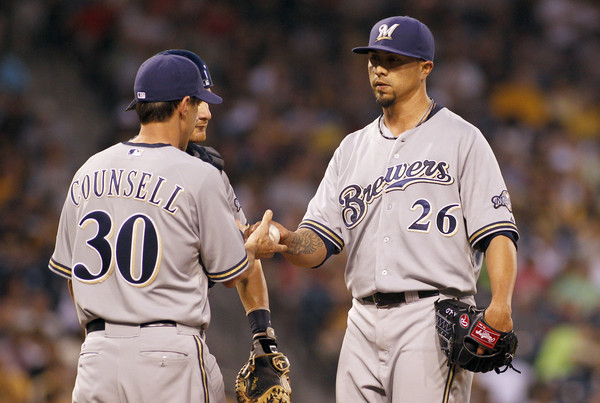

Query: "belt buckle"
left=371, top=293, right=384, bottom=307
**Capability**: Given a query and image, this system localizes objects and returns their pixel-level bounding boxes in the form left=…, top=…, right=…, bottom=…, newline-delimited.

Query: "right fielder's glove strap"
left=252, top=328, right=278, bottom=355
left=235, top=352, right=292, bottom=403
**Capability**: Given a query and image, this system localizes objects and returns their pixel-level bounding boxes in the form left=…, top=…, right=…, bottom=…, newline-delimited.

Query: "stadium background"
left=1, top=1, right=599, bottom=402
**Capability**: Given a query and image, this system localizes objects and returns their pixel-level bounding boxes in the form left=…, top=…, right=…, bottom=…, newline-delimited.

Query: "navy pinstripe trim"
left=442, top=363, right=456, bottom=403
left=469, top=221, right=518, bottom=247
left=194, top=335, right=210, bottom=403
left=298, top=219, right=344, bottom=251
left=48, top=258, right=72, bottom=279
left=122, top=141, right=171, bottom=148
left=207, top=255, right=249, bottom=282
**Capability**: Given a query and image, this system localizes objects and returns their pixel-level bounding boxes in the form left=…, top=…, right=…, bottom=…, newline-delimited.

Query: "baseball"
left=268, top=224, right=280, bottom=243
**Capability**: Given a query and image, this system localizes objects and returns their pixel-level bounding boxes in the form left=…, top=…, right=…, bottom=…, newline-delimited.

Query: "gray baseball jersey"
left=48, top=142, right=249, bottom=329
left=220, top=168, right=247, bottom=225
left=186, top=144, right=247, bottom=225
left=300, top=106, right=517, bottom=402
left=300, top=107, right=518, bottom=298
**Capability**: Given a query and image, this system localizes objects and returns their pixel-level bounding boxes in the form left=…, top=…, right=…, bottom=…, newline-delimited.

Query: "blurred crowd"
left=1, top=0, right=600, bottom=402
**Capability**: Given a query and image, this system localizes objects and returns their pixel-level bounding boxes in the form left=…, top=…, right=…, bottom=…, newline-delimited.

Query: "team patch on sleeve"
left=207, top=255, right=249, bottom=283
left=48, top=258, right=72, bottom=279
left=298, top=219, right=344, bottom=252
left=491, top=190, right=513, bottom=213
left=469, top=221, right=519, bottom=247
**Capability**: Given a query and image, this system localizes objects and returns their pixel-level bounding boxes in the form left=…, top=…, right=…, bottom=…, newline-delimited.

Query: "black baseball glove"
left=235, top=328, right=292, bottom=403
left=434, top=298, right=519, bottom=374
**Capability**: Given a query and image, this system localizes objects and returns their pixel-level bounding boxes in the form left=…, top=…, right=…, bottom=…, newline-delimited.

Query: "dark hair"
left=136, top=97, right=201, bottom=124
left=136, top=100, right=180, bottom=124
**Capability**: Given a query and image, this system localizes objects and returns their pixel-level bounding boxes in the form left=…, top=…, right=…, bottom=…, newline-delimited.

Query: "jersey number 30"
left=73, top=210, right=161, bottom=287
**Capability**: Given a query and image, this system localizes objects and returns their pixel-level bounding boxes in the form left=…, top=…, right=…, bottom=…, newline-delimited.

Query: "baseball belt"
left=361, top=290, right=439, bottom=307
left=86, top=318, right=177, bottom=333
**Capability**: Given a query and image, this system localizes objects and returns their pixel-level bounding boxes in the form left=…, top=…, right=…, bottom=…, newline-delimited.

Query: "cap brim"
left=197, top=89, right=222, bottom=105
left=124, top=90, right=223, bottom=112
left=352, top=45, right=427, bottom=60
left=125, top=99, right=136, bottom=111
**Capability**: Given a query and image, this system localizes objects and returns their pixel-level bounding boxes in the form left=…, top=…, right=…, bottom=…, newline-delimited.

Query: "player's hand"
left=235, top=327, right=292, bottom=402
left=248, top=221, right=291, bottom=244
left=477, top=303, right=513, bottom=355
left=483, top=303, right=513, bottom=333
left=246, top=210, right=288, bottom=259
left=235, top=219, right=252, bottom=241
left=252, top=328, right=279, bottom=355
left=268, top=221, right=294, bottom=245
left=246, top=218, right=292, bottom=257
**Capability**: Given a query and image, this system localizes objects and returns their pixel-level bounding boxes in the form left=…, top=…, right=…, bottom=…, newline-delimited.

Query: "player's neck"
left=382, top=93, right=433, bottom=137
left=133, top=119, right=188, bottom=150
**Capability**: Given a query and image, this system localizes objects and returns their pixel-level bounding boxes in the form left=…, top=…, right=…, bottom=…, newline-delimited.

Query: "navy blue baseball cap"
left=125, top=53, right=222, bottom=111
left=159, top=49, right=219, bottom=91
left=352, top=16, right=435, bottom=61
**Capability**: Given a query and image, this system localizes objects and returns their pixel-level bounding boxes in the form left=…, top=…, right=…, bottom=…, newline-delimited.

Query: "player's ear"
left=177, top=96, right=191, bottom=119
left=420, top=61, right=434, bottom=78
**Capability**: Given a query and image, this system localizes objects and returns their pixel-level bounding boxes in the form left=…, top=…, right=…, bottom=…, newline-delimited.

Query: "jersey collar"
left=122, top=141, right=172, bottom=148
left=377, top=101, right=443, bottom=140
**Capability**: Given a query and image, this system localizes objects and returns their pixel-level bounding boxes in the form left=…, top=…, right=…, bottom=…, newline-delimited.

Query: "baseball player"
left=146, top=49, right=282, bottom=357
left=270, top=16, right=519, bottom=402
left=48, top=53, right=285, bottom=403
left=165, top=49, right=287, bottom=376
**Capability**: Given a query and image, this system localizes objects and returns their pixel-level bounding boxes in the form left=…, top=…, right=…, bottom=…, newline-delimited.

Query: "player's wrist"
left=485, top=301, right=512, bottom=321
left=483, top=306, right=513, bottom=332
left=247, top=308, right=272, bottom=335
left=248, top=309, right=279, bottom=354
left=487, top=300, right=512, bottom=313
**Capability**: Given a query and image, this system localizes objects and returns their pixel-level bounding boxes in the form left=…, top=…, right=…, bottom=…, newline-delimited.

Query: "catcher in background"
left=262, top=15, right=518, bottom=402
left=154, top=50, right=292, bottom=403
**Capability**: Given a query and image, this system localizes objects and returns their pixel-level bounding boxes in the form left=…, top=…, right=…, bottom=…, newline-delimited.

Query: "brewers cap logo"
left=376, top=24, right=400, bottom=41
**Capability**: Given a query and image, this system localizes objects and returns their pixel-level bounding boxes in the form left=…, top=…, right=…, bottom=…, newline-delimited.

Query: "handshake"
left=240, top=210, right=288, bottom=259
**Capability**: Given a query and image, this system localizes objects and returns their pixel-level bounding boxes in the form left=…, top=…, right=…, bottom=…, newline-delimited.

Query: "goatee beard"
left=376, top=96, right=394, bottom=108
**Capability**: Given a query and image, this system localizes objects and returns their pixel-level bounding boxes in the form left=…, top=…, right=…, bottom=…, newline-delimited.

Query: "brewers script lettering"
left=339, top=159, right=454, bottom=228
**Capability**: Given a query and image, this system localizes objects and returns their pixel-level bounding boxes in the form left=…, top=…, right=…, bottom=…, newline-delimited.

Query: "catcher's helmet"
left=159, top=49, right=216, bottom=89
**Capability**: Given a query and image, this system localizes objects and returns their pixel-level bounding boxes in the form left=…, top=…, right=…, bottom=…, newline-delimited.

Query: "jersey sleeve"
left=194, top=169, right=249, bottom=283
left=48, top=196, right=78, bottom=279
left=187, top=143, right=246, bottom=224
left=220, top=170, right=247, bottom=225
left=299, top=150, right=345, bottom=262
left=459, top=130, right=519, bottom=249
